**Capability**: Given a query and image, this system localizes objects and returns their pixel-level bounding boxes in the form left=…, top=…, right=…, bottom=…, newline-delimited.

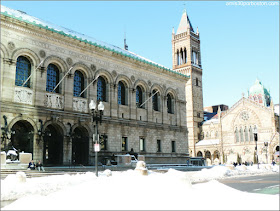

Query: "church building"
left=196, top=79, right=279, bottom=165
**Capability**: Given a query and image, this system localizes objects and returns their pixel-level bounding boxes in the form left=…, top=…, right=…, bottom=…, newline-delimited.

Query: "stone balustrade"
left=44, top=93, right=64, bottom=109
left=73, top=97, right=88, bottom=113
left=14, top=87, right=33, bottom=105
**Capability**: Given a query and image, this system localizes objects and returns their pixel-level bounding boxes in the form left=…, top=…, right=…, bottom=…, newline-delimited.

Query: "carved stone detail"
left=66, top=57, right=73, bottom=65
left=131, top=75, right=135, bottom=82
left=44, top=93, right=64, bottom=109
left=14, top=87, right=33, bottom=105
left=112, top=70, right=117, bottom=77
left=8, top=41, right=15, bottom=50
left=148, top=80, right=152, bottom=86
left=90, top=64, right=96, bottom=71
left=39, top=50, right=46, bottom=58
left=73, top=97, right=88, bottom=113
left=239, top=110, right=250, bottom=121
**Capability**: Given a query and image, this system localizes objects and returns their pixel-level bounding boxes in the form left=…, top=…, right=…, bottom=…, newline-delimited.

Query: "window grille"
left=46, top=64, right=59, bottom=93
left=73, top=70, right=85, bottom=97
left=97, top=77, right=106, bottom=101
left=15, top=56, right=31, bottom=87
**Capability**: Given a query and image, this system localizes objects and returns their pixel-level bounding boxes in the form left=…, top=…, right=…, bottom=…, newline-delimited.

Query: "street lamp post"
left=89, top=100, right=104, bottom=177
left=264, top=142, right=268, bottom=164
left=253, top=127, right=259, bottom=169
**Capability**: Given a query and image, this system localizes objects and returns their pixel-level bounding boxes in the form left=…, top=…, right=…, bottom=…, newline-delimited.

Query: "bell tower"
left=172, top=9, right=203, bottom=157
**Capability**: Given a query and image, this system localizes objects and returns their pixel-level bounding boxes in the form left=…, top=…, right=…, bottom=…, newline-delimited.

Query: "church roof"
left=1, top=5, right=189, bottom=79
left=248, top=79, right=271, bottom=107
left=249, top=79, right=270, bottom=96
left=176, top=9, right=194, bottom=34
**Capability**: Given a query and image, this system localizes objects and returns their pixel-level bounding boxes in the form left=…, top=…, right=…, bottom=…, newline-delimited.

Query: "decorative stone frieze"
left=44, top=93, right=64, bottom=109
left=14, top=87, right=33, bottom=105
left=73, top=97, right=88, bottom=113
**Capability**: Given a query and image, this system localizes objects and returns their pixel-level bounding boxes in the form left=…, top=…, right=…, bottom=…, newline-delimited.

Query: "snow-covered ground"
left=1, top=164, right=279, bottom=210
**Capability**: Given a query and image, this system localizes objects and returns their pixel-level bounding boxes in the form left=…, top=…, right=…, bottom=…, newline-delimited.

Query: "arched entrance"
left=43, top=124, right=63, bottom=165
left=11, top=120, right=34, bottom=153
left=213, top=150, right=220, bottom=165
left=213, top=150, right=220, bottom=160
left=205, top=150, right=212, bottom=165
left=197, top=151, right=203, bottom=157
left=72, top=127, right=89, bottom=165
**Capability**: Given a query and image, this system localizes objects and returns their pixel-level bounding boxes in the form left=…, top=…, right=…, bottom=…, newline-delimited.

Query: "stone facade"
left=196, top=97, right=280, bottom=165
left=0, top=6, right=202, bottom=165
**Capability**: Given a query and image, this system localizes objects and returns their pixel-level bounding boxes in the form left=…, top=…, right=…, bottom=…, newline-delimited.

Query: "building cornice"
left=1, top=13, right=189, bottom=80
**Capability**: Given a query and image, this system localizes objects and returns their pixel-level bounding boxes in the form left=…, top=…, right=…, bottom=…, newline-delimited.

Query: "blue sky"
left=2, top=1, right=279, bottom=107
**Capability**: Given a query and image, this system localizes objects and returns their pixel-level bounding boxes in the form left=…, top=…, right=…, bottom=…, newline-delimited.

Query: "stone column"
left=2, top=59, right=16, bottom=102
left=64, top=74, right=74, bottom=111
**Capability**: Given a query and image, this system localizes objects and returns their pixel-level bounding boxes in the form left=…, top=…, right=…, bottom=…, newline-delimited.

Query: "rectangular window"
left=140, top=137, right=145, bottom=152
left=157, top=140, right=161, bottom=152
left=100, top=135, right=108, bottom=151
left=171, top=141, right=176, bottom=153
left=122, top=137, right=127, bottom=151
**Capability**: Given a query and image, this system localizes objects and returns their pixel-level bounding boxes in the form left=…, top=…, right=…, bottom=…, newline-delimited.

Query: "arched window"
left=136, top=86, right=144, bottom=108
left=196, top=78, right=199, bottom=86
left=245, top=126, right=249, bottom=142
left=152, top=90, right=160, bottom=111
left=73, top=70, right=85, bottom=98
left=235, top=128, right=239, bottom=142
left=46, top=64, right=60, bottom=93
left=249, top=126, right=253, bottom=142
left=240, top=128, right=244, bottom=142
left=118, top=81, right=126, bottom=105
left=15, top=56, right=31, bottom=87
left=97, top=76, right=107, bottom=102
left=167, top=93, right=174, bottom=114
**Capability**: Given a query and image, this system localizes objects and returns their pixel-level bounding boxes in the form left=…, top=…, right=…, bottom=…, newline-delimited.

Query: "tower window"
left=196, top=78, right=199, bottom=86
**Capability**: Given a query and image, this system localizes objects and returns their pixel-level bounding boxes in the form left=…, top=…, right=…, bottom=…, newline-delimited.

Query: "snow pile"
left=1, top=172, right=96, bottom=201
left=191, top=164, right=278, bottom=182
left=1, top=165, right=279, bottom=210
